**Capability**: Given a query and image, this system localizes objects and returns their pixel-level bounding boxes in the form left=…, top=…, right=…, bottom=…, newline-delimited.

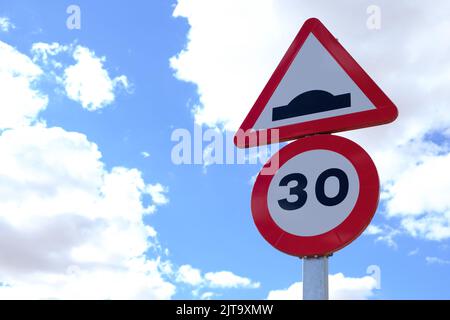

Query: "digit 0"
left=315, top=168, right=349, bottom=206
left=278, top=168, right=349, bottom=210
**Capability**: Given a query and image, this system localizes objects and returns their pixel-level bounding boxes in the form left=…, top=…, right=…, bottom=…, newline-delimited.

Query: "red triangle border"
left=234, top=18, right=398, bottom=148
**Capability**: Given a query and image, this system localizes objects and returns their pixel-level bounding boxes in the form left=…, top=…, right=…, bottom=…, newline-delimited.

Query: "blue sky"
left=0, top=0, right=450, bottom=299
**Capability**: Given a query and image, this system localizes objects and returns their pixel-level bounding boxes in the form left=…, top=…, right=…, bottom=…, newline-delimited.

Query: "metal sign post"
left=303, top=257, right=329, bottom=300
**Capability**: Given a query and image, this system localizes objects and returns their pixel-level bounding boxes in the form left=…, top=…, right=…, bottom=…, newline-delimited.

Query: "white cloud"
left=425, top=256, right=450, bottom=265
left=0, top=41, right=48, bottom=129
left=267, top=273, right=377, bottom=300
left=204, top=271, right=260, bottom=289
left=171, top=0, right=450, bottom=242
left=402, top=213, right=450, bottom=241
left=0, top=125, right=175, bottom=299
left=175, top=265, right=260, bottom=291
left=381, top=152, right=450, bottom=241
left=0, top=17, right=15, bottom=32
left=63, top=46, right=129, bottom=111
left=365, top=225, right=383, bottom=235
left=30, top=42, right=130, bottom=110
left=385, top=153, right=450, bottom=217
left=141, top=151, right=150, bottom=158
left=200, top=291, right=216, bottom=300
left=268, top=282, right=302, bottom=300
left=146, top=183, right=169, bottom=206
left=170, top=0, right=281, bottom=131
left=176, top=265, right=203, bottom=286
left=1, top=258, right=175, bottom=300
left=0, top=37, right=174, bottom=299
left=31, top=42, right=70, bottom=65
left=408, top=248, right=420, bottom=256
left=364, top=224, right=400, bottom=248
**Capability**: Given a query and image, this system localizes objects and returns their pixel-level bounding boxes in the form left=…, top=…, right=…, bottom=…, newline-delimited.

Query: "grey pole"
left=302, top=256, right=329, bottom=300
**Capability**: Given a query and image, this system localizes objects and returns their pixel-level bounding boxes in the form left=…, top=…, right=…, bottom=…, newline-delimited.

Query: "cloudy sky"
left=0, top=0, right=449, bottom=299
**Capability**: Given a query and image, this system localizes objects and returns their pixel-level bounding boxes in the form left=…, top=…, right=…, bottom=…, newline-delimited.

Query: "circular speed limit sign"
left=251, top=135, right=379, bottom=257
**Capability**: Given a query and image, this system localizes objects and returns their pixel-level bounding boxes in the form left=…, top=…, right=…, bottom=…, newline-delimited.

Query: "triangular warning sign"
left=234, top=18, right=398, bottom=148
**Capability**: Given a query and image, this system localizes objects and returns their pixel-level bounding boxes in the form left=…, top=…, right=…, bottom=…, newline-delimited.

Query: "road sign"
left=251, top=134, right=379, bottom=257
left=234, top=18, right=398, bottom=148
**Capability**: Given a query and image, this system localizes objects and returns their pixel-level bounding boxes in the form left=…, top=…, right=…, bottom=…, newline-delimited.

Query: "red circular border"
left=251, top=135, right=380, bottom=257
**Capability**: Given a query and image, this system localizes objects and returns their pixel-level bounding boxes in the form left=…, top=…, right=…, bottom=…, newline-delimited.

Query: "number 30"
left=278, top=168, right=349, bottom=211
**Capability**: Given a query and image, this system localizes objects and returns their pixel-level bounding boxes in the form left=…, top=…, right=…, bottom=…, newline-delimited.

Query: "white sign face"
left=253, top=34, right=375, bottom=130
left=267, top=149, right=359, bottom=237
